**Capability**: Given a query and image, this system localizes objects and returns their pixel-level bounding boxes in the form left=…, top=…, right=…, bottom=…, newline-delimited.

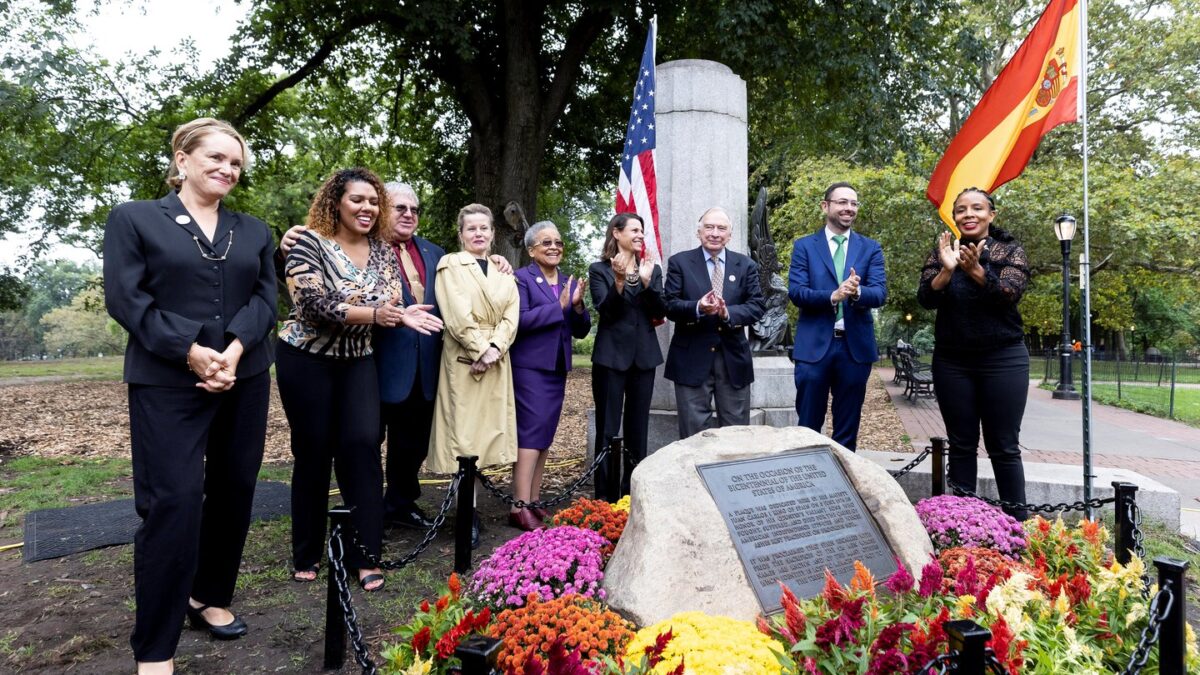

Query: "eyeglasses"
left=193, top=230, right=234, bottom=261
left=536, top=239, right=565, bottom=249
left=395, top=205, right=422, bottom=215
left=826, top=199, right=861, bottom=209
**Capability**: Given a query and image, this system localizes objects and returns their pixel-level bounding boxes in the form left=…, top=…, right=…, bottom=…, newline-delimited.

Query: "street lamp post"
left=1053, top=214, right=1081, bottom=400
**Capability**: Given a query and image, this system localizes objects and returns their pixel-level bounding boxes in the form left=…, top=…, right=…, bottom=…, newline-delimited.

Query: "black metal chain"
left=477, top=446, right=609, bottom=510
left=983, top=648, right=1012, bottom=675
left=622, top=445, right=641, bottom=469
left=327, top=522, right=379, bottom=675
left=1118, top=581, right=1175, bottom=675
left=888, top=445, right=933, bottom=479
left=1125, top=499, right=1152, bottom=596
left=916, top=651, right=958, bottom=674
left=346, top=469, right=462, bottom=571
left=950, top=484, right=1116, bottom=515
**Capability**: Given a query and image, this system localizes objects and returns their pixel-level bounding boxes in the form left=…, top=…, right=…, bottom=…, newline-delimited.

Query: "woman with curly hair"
left=918, top=187, right=1031, bottom=521
left=277, top=167, right=442, bottom=591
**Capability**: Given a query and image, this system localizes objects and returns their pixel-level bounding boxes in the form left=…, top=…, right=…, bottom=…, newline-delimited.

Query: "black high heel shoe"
left=187, top=604, right=248, bottom=640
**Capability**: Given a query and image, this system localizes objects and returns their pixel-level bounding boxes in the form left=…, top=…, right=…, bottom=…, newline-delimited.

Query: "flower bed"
left=379, top=495, right=1198, bottom=675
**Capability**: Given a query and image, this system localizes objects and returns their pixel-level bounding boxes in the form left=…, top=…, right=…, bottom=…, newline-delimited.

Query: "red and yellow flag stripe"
left=927, top=0, right=1080, bottom=236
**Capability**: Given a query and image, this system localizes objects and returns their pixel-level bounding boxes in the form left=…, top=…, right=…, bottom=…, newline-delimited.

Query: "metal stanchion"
left=944, top=620, right=990, bottom=675
left=455, top=456, right=478, bottom=573
left=324, top=507, right=353, bottom=671
left=1155, top=557, right=1190, bottom=675
left=1112, top=481, right=1139, bottom=565
left=931, top=437, right=947, bottom=497
left=456, top=635, right=502, bottom=674
left=604, top=436, right=624, bottom=502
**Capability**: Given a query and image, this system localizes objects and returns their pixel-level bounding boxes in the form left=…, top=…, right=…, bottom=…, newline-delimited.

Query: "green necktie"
left=832, top=234, right=847, bottom=321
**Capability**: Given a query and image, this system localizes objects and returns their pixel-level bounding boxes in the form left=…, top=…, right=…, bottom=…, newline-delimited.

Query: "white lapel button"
left=728, top=274, right=736, bottom=282
left=536, top=277, right=544, bottom=283
left=176, top=215, right=191, bottom=225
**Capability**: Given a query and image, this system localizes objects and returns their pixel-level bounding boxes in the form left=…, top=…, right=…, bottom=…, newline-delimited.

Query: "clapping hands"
left=558, top=276, right=586, bottom=312
left=699, top=290, right=728, bottom=319
left=937, top=231, right=987, bottom=284
left=831, top=267, right=861, bottom=304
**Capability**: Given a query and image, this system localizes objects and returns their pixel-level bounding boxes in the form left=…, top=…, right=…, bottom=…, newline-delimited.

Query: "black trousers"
left=276, top=343, right=383, bottom=571
left=382, top=392, right=435, bottom=515
left=932, top=342, right=1030, bottom=520
left=592, top=363, right=655, bottom=499
left=127, top=370, right=269, bottom=662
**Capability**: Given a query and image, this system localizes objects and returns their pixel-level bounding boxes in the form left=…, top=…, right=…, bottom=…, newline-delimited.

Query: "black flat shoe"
left=187, top=604, right=248, bottom=640
left=385, top=504, right=435, bottom=530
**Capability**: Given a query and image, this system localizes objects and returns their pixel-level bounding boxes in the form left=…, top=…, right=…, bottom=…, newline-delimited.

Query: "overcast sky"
left=0, top=0, right=246, bottom=268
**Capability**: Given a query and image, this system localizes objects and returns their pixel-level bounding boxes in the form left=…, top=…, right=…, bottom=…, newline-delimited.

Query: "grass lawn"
left=1039, top=382, right=1200, bottom=427
left=0, top=356, right=125, bottom=381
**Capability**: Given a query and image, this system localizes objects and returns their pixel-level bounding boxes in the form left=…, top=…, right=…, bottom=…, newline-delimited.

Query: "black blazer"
left=588, top=260, right=666, bottom=371
left=103, top=191, right=277, bottom=387
left=373, top=235, right=446, bottom=403
left=663, top=247, right=766, bottom=389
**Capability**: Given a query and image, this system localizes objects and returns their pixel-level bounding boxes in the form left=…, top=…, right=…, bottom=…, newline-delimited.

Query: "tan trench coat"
left=427, top=251, right=520, bottom=473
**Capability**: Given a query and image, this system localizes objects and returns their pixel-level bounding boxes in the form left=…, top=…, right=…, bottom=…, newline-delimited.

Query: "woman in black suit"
left=589, top=212, right=665, bottom=499
left=104, top=118, right=277, bottom=674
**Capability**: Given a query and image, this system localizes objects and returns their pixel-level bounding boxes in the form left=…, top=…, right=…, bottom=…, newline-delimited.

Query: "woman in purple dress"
left=508, top=221, right=591, bottom=530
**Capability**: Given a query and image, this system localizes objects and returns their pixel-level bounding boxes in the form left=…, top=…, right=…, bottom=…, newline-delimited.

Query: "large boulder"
left=603, top=425, right=934, bottom=626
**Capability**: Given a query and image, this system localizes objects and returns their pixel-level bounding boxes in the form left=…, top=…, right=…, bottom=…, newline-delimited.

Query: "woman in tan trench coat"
left=428, top=204, right=519, bottom=545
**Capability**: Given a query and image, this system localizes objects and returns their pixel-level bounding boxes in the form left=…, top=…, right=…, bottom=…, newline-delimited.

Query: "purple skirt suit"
left=511, top=264, right=592, bottom=449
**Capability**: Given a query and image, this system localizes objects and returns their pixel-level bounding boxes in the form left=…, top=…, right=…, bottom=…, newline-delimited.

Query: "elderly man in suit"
left=664, top=207, right=766, bottom=439
left=788, top=182, right=887, bottom=451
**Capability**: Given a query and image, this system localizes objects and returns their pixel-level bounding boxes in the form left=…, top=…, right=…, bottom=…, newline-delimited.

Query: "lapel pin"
left=728, top=274, right=736, bottom=282
left=536, top=276, right=544, bottom=283
left=175, top=215, right=191, bottom=225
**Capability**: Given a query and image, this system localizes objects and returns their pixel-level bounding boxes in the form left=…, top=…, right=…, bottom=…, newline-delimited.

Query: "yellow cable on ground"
left=0, top=542, right=23, bottom=552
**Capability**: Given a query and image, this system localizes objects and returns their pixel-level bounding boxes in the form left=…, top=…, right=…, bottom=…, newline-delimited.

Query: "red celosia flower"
left=435, top=594, right=449, bottom=612
left=883, top=556, right=914, bottom=594
left=779, top=582, right=807, bottom=638
left=645, top=628, right=674, bottom=667
left=411, top=626, right=432, bottom=654
left=474, top=607, right=492, bottom=630
left=667, top=656, right=685, bottom=675
left=918, top=558, right=943, bottom=597
left=822, top=570, right=848, bottom=609
left=420, top=599, right=431, bottom=613
left=814, top=596, right=866, bottom=650
left=987, top=615, right=1026, bottom=673
left=448, top=572, right=462, bottom=599
left=865, top=647, right=908, bottom=675
left=953, top=554, right=981, bottom=597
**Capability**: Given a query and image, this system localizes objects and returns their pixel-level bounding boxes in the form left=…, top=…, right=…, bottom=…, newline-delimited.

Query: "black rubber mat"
left=23, top=480, right=292, bottom=563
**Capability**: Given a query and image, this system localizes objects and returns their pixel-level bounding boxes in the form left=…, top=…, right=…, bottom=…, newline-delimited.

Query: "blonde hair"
left=165, top=118, right=250, bottom=189
left=456, top=203, right=494, bottom=230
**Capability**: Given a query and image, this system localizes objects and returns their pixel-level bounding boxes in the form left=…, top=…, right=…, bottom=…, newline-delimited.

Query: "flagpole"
left=1079, top=0, right=1096, bottom=518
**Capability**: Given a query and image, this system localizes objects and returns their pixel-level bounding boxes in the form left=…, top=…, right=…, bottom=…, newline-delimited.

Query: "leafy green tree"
left=40, top=285, right=127, bottom=357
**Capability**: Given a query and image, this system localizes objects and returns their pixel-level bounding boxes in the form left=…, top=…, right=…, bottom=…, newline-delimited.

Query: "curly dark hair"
left=305, top=167, right=394, bottom=241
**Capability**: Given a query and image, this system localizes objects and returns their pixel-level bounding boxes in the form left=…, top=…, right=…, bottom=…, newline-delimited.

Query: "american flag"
left=615, top=20, right=661, bottom=263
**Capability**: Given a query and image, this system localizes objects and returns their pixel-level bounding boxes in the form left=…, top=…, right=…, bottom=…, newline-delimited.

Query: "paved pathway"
left=879, top=367, right=1200, bottom=535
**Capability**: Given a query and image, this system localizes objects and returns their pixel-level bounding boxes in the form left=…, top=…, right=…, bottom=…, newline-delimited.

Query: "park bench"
left=897, top=351, right=935, bottom=401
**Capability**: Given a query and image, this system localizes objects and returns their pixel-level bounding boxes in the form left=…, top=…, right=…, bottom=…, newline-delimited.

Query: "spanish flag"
left=926, top=0, right=1080, bottom=235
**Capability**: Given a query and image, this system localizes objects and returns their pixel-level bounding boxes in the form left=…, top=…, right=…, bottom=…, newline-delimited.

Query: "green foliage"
left=0, top=455, right=133, bottom=529
left=0, top=355, right=124, bottom=380
left=39, top=285, right=127, bottom=357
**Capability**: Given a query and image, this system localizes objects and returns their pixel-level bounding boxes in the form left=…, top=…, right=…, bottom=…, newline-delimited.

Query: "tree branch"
left=540, top=6, right=614, bottom=139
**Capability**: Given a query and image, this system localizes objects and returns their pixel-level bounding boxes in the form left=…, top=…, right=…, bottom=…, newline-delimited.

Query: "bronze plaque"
left=697, top=446, right=895, bottom=613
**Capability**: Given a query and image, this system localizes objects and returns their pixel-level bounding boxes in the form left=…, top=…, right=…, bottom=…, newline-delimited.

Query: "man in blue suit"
left=788, top=182, right=887, bottom=450
left=665, top=207, right=766, bottom=439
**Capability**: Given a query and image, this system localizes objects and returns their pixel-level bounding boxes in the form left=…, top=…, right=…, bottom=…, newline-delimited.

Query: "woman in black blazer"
left=589, top=212, right=665, bottom=499
left=103, top=118, right=276, bottom=674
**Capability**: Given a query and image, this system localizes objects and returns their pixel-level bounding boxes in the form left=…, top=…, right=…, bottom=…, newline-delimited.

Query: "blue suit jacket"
left=510, top=264, right=592, bottom=372
left=787, top=228, right=887, bottom=364
left=663, top=247, right=766, bottom=389
left=374, top=235, right=446, bottom=403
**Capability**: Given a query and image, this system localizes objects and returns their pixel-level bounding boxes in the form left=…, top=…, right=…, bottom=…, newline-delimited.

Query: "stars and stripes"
left=615, top=20, right=661, bottom=263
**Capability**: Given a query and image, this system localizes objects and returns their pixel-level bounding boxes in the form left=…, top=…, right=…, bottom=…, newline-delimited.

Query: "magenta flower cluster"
left=915, top=495, right=1026, bottom=558
left=468, top=526, right=609, bottom=608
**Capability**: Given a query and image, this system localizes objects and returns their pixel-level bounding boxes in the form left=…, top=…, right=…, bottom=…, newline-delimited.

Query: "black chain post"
left=944, top=620, right=991, bottom=675
left=605, top=436, right=624, bottom=502
left=455, top=456, right=478, bottom=573
left=324, top=507, right=352, bottom=671
left=1155, top=557, right=1190, bottom=675
left=456, top=635, right=502, bottom=674
left=1112, top=481, right=1139, bottom=565
left=931, top=437, right=947, bottom=497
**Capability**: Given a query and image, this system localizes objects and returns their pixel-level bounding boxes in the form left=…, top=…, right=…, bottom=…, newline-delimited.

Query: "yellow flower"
left=624, top=612, right=786, bottom=674
left=954, top=595, right=976, bottom=617
left=613, top=495, right=631, bottom=512
left=1053, top=589, right=1070, bottom=615
left=402, top=656, right=432, bottom=675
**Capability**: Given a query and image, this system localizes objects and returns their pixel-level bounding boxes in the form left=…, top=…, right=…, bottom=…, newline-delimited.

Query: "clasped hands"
left=830, top=267, right=861, bottom=305
left=374, top=296, right=445, bottom=335
left=611, top=251, right=654, bottom=287
left=937, top=231, right=987, bottom=284
left=470, top=346, right=501, bottom=374
left=188, top=339, right=243, bottom=393
left=698, top=289, right=728, bottom=320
